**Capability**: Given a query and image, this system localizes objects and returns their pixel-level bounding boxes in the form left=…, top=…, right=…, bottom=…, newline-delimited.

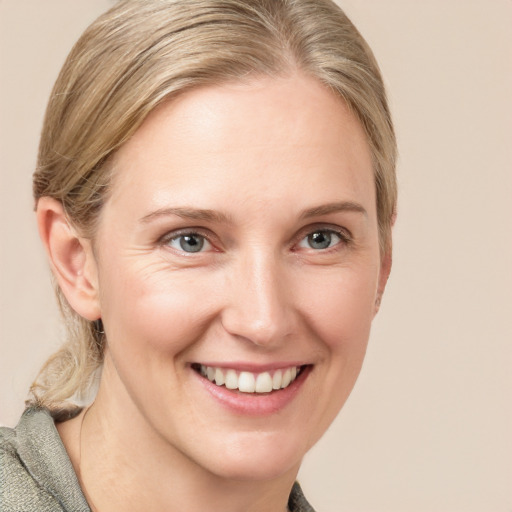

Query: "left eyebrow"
left=300, top=201, right=368, bottom=220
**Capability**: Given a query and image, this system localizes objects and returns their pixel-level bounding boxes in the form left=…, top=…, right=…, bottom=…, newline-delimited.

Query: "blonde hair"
left=30, top=0, right=397, bottom=415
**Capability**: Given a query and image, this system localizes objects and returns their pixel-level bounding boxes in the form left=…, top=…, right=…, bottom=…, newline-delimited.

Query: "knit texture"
left=1, top=408, right=315, bottom=511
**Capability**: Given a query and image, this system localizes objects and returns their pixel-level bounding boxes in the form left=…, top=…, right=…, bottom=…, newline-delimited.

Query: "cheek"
left=291, top=267, right=378, bottom=451
left=296, top=265, right=378, bottom=352
left=99, top=263, right=220, bottom=357
left=98, top=265, right=224, bottom=413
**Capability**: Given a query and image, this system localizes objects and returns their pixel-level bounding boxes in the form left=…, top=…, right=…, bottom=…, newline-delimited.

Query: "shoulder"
left=0, top=410, right=64, bottom=511
left=0, top=408, right=90, bottom=512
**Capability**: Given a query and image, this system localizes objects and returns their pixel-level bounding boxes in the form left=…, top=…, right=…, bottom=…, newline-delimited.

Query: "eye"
left=297, top=229, right=344, bottom=250
left=166, top=233, right=212, bottom=253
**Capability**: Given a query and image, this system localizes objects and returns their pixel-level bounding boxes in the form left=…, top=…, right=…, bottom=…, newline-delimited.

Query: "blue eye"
left=167, top=233, right=211, bottom=253
left=298, top=230, right=343, bottom=250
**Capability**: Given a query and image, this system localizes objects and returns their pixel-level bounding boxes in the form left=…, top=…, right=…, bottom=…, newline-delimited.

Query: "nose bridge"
left=222, top=246, right=293, bottom=346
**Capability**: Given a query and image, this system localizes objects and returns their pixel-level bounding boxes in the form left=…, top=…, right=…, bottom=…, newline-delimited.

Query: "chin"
left=208, top=454, right=302, bottom=483
left=189, top=431, right=306, bottom=482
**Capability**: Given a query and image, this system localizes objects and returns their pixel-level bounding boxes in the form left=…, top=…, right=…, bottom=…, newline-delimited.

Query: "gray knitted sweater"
left=0, top=408, right=315, bottom=511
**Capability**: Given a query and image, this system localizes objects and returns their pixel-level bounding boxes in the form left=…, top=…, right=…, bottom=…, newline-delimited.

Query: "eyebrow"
left=140, top=207, right=232, bottom=224
left=300, top=201, right=368, bottom=219
left=140, top=201, right=367, bottom=225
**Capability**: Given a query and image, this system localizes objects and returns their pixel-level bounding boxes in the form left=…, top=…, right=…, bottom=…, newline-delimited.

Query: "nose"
left=220, top=251, right=295, bottom=348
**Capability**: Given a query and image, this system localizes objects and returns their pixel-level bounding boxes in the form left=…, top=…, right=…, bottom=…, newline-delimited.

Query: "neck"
left=61, top=367, right=297, bottom=512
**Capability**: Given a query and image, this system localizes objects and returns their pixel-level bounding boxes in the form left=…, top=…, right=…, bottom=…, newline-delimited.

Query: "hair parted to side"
left=30, top=0, right=397, bottom=414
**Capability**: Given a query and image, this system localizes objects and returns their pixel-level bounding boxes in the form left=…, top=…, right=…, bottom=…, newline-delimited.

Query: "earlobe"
left=36, top=197, right=101, bottom=321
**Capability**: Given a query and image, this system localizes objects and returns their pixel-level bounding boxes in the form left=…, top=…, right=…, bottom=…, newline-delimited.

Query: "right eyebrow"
left=299, top=201, right=368, bottom=220
left=139, top=207, right=232, bottom=224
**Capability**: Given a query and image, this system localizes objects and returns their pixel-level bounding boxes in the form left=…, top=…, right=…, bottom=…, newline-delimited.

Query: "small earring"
left=375, top=295, right=382, bottom=308
left=94, top=319, right=104, bottom=334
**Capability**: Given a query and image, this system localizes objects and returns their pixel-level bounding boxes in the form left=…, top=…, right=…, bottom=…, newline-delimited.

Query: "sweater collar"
left=16, top=407, right=91, bottom=511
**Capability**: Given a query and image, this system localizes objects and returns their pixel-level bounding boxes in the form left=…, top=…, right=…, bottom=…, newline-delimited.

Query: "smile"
left=192, top=364, right=305, bottom=394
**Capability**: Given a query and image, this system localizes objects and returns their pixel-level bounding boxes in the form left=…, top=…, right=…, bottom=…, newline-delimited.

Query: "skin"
left=40, top=73, right=391, bottom=512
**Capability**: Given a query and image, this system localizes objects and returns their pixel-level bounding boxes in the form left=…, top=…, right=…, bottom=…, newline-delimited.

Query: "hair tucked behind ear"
left=29, top=0, right=396, bottom=413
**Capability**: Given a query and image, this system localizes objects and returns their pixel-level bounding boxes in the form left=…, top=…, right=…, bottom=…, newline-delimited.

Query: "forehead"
left=107, top=73, right=375, bottom=219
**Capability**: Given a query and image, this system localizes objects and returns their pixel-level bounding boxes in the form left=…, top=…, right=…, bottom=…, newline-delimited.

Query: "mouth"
left=191, top=363, right=307, bottom=394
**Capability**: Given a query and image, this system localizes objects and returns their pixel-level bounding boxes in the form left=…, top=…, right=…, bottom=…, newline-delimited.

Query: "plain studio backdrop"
left=0, top=1, right=511, bottom=511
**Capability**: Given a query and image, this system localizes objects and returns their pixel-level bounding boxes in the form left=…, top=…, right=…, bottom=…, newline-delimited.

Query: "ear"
left=36, top=197, right=101, bottom=321
left=374, top=247, right=392, bottom=316
left=374, top=213, right=396, bottom=316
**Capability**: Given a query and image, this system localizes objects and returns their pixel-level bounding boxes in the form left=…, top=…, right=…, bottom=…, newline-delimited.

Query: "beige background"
left=1, top=1, right=511, bottom=510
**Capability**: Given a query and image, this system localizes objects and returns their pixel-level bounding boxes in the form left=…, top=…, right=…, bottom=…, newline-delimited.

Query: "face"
left=90, top=74, right=388, bottom=481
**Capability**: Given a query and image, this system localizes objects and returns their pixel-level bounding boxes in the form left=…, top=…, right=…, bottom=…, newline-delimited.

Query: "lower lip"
left=193, top=366, right=311, bottom=416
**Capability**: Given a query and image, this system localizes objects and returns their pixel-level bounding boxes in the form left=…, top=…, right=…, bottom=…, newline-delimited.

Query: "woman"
left=0, top=0, right=396, bottom=510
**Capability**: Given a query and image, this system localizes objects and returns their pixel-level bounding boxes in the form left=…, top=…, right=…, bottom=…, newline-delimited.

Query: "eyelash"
left=159, top=225, right=352, bottom=254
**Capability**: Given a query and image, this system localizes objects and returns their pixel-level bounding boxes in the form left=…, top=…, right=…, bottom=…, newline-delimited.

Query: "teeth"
left=255, top=372, right=273, bottom=393
left=214, top=368, right=225, bottom=386
left=238, top=372, right=255, bottom=393
left=225, top=369, right=238, bottom=390
left=198, top=365, right=302, bottom=394
left=272, top=369, right=282, bottom=390
left=281, top=368, right=292, bottom=388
